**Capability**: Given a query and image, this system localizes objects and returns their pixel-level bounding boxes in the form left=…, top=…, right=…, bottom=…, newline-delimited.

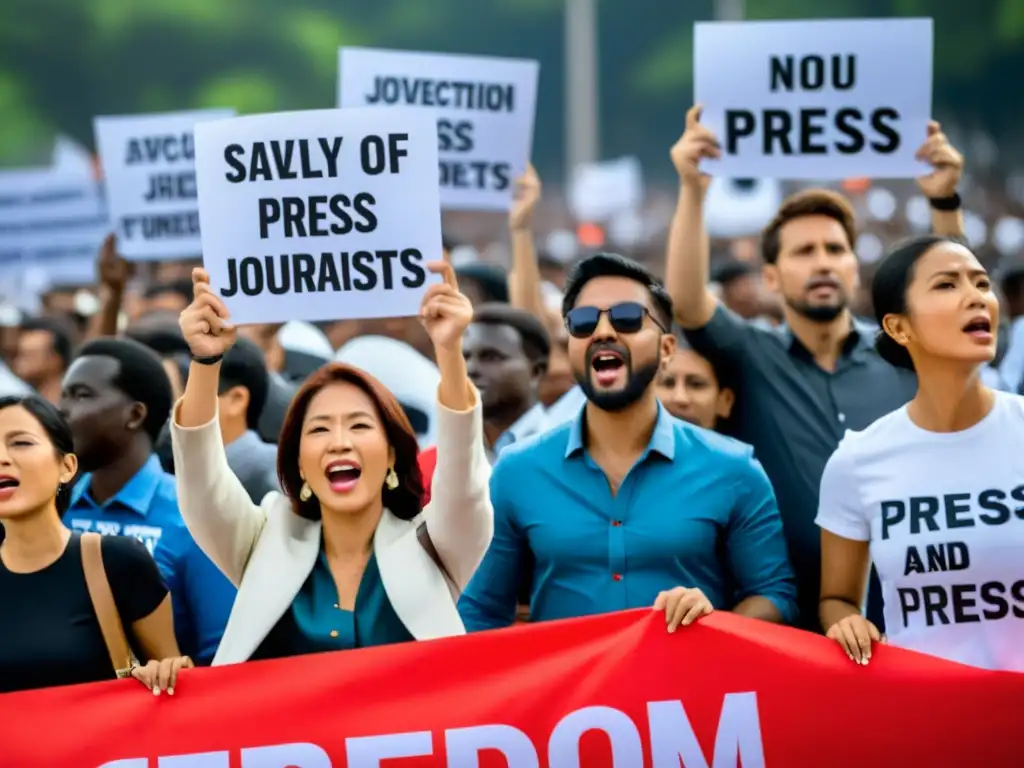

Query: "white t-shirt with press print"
left=816, top=390, right=1024, bottom=671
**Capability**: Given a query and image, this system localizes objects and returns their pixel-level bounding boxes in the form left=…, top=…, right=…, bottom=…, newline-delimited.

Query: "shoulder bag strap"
left=417, top=521, right=459, bottom=597
left=80, top=533, right=135, bottom=678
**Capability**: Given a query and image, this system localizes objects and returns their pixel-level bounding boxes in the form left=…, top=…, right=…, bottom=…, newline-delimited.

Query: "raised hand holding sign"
left=915, top=120, right=963, bottom=199
left=419, top=260, right=473, bottom=354
left=179, top=267, right=237, bottom=359
left=670, top=105, right=721, bottom=191
left=419, top=260, right=475, bottom=413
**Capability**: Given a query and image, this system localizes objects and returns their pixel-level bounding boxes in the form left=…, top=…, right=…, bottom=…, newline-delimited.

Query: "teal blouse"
left=250, top=545, right=414, bottom=660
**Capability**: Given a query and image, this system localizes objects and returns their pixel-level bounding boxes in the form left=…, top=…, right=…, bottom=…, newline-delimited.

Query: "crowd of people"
left=0, top=103, right=1022, bottom=700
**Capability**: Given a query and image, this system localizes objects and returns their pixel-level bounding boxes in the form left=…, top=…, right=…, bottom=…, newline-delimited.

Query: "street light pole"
left=564, top=0, right=599, bottom=182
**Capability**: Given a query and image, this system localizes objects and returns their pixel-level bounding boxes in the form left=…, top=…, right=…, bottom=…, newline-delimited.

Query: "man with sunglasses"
left=458, top=253, right=796, bottom=632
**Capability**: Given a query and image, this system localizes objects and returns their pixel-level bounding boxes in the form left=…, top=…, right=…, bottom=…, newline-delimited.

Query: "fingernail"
left=668, top=626, right=676, bottom=633
left=153, top=687, right=160, bottom=696
left=168, top=688, right=175, bottom=696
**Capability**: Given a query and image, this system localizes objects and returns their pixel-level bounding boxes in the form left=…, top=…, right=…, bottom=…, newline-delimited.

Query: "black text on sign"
left=725, top=54, right=900, bottom=157
left=192, top=107, right=442, bottom=324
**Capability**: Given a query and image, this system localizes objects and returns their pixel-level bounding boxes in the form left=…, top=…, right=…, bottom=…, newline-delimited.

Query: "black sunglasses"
left=564, top=301, right=667, bottom=339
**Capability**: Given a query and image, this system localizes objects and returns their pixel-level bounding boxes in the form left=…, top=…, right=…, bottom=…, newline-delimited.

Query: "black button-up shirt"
left=686, top=306, right=917, bottom=631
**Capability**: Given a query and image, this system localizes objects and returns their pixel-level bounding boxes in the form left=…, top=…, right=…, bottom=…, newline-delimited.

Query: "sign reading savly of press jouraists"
left=192, top=107, right=443, bottom=325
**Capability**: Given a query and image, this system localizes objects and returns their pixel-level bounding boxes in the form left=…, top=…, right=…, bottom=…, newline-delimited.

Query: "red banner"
left=2, top=610, right=1022, bottom=767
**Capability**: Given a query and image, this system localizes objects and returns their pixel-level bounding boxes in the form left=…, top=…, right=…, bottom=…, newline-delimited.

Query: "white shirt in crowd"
left=335, top=335, right=441, bottom=448
left=0, top=362, right=30, bottom=397
left=816, top=389, right=1024, bottom=672
left=544, top=384, right=587, bottom=425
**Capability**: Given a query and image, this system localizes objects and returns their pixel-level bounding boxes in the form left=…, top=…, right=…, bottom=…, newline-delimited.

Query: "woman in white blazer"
left=171, top=263, right=493, bottom=666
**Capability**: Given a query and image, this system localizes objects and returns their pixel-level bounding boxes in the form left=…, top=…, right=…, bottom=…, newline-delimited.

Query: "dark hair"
left=472, top=302, right=551, bottom=365
left=761, top=189, right=858, bottom=265
left=711, top=260, right=756, bottom=287
left=561, top=252, right=674, bottom=329
left=143, top=279, right=193, bottom=305
left=73, top=337, right=173, bottom=443
left=455, top=263, right=510, bottom=303
left=871, top=234, right=971, bottom=371
left=277, top=363, right=424, bottom=522
left=125, top=323, right=191, bottom=358
left=673, top=329, right=735, bottom=391
left=19, top=315, right=75, bottom=370
left=1000, top=262, right=1024, bottom=301
left=220, top=337, right=270, bottom=431
left=0, top=395, right=75, bottom=515
left=537, top=250, right=564, bottom=271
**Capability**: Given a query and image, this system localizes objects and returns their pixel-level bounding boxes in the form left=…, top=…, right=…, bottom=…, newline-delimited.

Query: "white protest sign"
left=0, top=167, right=103, bottom=226
left=194, top=107, right=442, bottom=325
left=0, top=169, right=109, bottom=299
left=94, top=109, right=234, bottom=261
left=569, top=157, right=643, bottom=222
left=338, top=47, right=539, bottom=211
left=694, top=18, right=933, bottom=179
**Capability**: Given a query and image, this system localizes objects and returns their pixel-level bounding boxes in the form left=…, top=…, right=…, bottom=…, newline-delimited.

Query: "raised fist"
left=509, top=162, right=542, bottom=231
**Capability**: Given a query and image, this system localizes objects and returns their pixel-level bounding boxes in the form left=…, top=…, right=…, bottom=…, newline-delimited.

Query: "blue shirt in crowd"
left=458, top=402, right=797, bottom=630
left=65, top=455, right=236, bottom=665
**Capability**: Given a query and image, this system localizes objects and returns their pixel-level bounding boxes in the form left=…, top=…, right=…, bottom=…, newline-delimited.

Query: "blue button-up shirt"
left=66, top=455, right=235, bottom=665
left=458, top=403, right=797, bottom=630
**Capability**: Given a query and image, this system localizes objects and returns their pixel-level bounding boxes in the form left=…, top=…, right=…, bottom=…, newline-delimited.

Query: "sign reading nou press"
left=193, top=107, right=442, bottom=325
left=694, top=18, right=933, bottom=179
left=338, top=47, right=539, bottom=211
left=94, top=109, right=233, bottom=260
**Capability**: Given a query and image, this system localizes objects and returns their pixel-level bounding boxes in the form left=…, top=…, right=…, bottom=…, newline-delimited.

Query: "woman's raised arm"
left=171, top=268, right=267, bottom=585
left=418, top=262, right=493, bottom=590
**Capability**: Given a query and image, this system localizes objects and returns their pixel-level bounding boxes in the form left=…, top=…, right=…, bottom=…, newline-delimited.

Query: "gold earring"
left=385, top=467, right=399, bottom=490
left=299, top=482, right=312, bottom=501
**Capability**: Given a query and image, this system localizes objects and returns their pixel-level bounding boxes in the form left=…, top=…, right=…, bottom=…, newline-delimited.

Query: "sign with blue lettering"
left=94, top=109, right=234, bottom=261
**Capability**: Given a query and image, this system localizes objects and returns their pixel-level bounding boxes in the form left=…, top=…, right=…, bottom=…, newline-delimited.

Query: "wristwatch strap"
left=191, top=353, right=223, bottom=365
left=928, top=192, right=961, bottom=211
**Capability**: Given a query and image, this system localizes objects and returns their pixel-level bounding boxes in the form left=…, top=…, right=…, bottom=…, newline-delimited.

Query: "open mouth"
left=591, top=350, right=626, bottom=387
left=325, top=461, right=362, bottom=494
left=962, top=317, right=993, bottom=341
left=0, top=476, right=19, bottom=497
